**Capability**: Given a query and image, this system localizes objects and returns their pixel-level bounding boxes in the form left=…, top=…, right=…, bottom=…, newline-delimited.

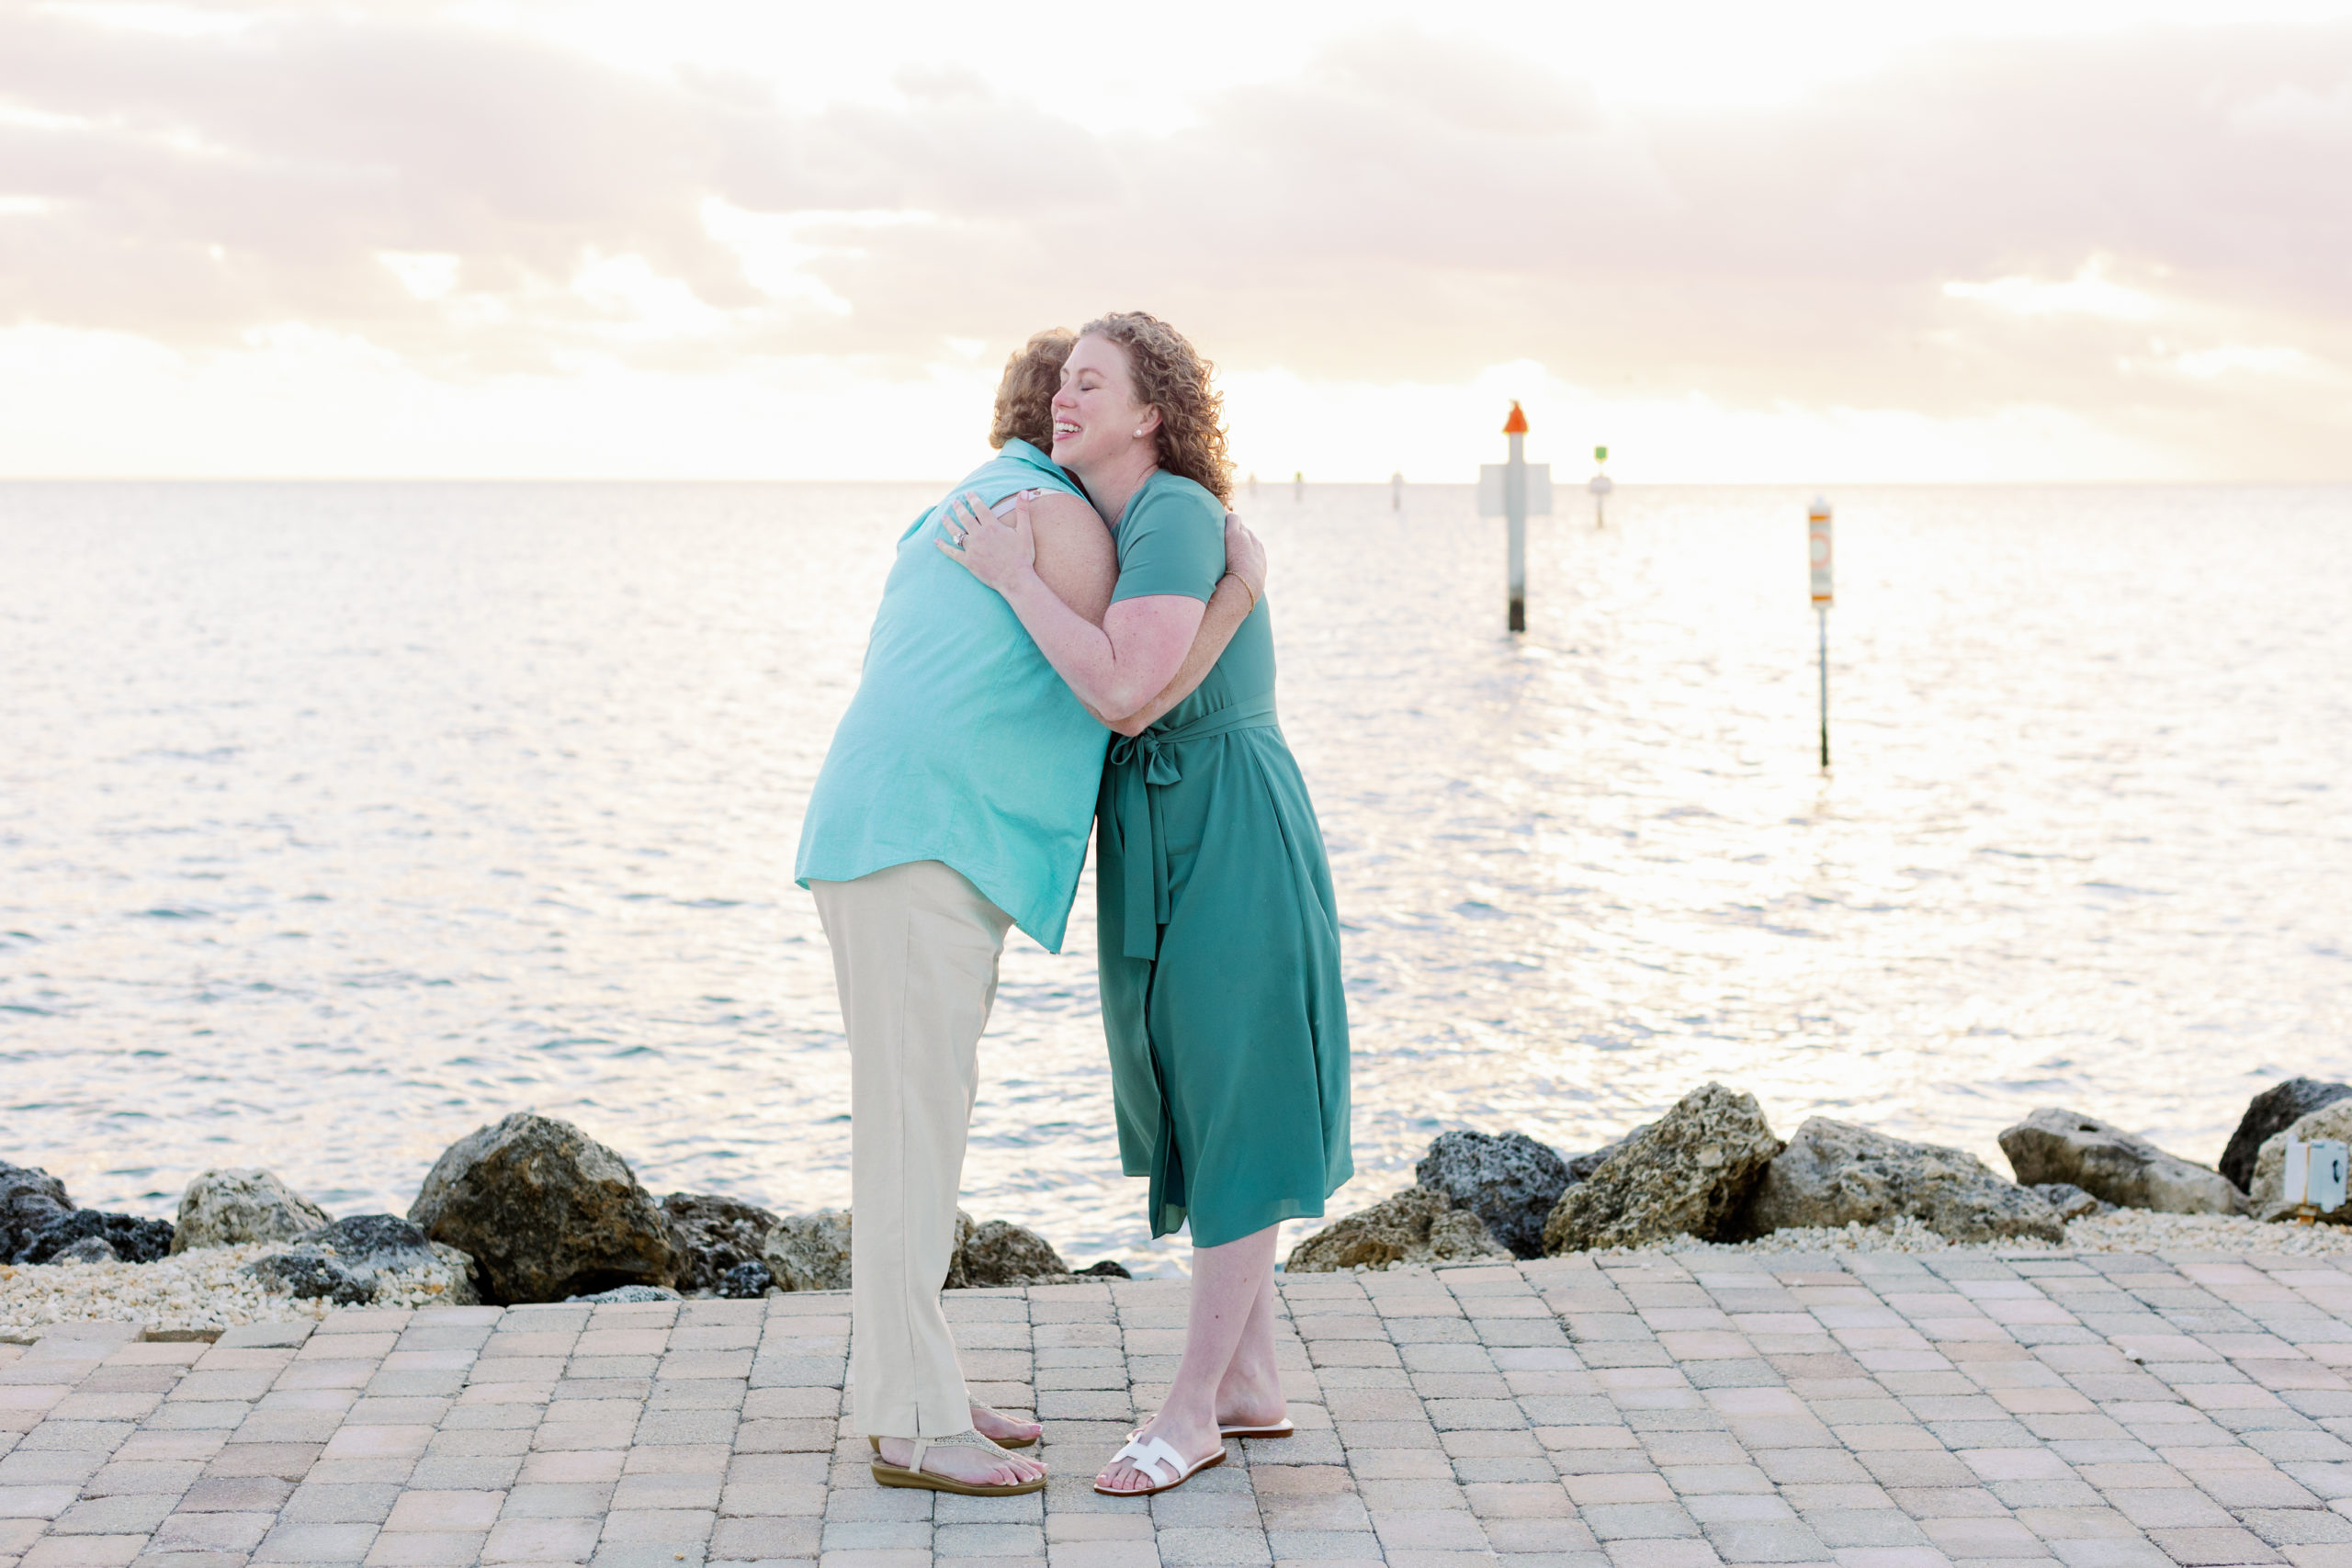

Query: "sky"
left=2, top=0, right=2349, bottom=481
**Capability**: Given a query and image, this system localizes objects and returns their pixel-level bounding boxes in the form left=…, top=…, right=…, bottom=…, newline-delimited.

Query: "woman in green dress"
left=941, top=311, right=1351, bottom=1496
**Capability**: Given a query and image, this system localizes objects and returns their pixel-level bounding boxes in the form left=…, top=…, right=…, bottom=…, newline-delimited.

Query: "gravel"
left=1, top=1242, right=480, bottom=1339
left=1641, top=1215, right=1973, bottom=1255
left=2064, top=1208, right=2352, bottom=1254
left=1634, top=1209, right=2352, bottom=1257
left=16, top=1210, right=2352, bottom=1333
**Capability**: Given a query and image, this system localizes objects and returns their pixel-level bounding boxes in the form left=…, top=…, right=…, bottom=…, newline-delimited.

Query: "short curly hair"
left=989, top=328, right=1076, bottom=452
left=1078, top=310, right=1234, bottom=504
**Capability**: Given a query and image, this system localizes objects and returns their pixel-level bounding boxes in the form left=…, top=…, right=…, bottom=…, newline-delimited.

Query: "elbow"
left=1086, top=676, right=1154, bottom=720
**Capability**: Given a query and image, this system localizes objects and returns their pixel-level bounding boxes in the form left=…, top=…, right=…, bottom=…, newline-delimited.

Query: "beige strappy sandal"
left=870, top=1429, right=1046, bottom=1496
left=867, top=1404, right=1038, bottom=1452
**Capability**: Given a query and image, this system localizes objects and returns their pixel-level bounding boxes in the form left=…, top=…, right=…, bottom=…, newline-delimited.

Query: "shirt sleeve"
left=900, top=457, right=1083, bottom=543
left=1111, top=482, right=1224, bottom=604
left=980, top=466, right=1083, bottom=512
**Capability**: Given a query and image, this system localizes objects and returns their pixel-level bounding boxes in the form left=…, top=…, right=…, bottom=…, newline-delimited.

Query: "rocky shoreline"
left=2, top=1111, right=1125, bottom=1337
left=8, top=1077, right=2351, bottom=1337
left=1281, top=1075, right=2352, bottom=1272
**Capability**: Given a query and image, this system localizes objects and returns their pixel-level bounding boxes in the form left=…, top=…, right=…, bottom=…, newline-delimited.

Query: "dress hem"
left=1150, top=1181, right=1351, bottom=1251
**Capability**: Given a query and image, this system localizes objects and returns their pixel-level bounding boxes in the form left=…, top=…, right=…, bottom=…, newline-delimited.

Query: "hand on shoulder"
left=937, top=491, right=1036, bottom=593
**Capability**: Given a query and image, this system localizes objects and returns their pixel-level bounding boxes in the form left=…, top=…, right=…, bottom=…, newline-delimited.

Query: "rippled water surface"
left=5, top=481, right=2347, bottom=1272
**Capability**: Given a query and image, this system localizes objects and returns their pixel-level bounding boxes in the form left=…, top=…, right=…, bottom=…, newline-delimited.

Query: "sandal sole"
left=872, top=1461, right=1046, bottom=1496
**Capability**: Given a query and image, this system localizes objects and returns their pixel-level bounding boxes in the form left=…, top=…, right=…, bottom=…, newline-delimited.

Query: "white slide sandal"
left=1094, top=1433, right=1227, bottom=1496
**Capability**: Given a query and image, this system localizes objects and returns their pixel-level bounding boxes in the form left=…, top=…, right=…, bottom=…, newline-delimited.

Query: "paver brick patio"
left=14, top=1248, right=2352, bottom=1565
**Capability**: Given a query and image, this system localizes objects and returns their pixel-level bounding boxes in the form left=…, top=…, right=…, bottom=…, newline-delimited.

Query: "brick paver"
left=10, top=1247, right=2352, bottom=1566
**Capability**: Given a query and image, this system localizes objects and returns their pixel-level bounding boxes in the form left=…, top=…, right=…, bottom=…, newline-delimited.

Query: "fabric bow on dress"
left=1102, top=696, right=1279, bottom=962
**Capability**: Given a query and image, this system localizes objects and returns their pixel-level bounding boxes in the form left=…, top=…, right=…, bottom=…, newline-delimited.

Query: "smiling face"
left=1049, top=333, right=1159, bottom=475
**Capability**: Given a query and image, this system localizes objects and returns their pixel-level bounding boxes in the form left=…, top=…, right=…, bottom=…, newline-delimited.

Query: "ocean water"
left=3, top=480, right=2346, bottom=1273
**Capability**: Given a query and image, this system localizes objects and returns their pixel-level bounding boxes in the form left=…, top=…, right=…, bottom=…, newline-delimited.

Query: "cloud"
left=3, top=5, right=2350, bottom=473
left=0, top=6, right=767, bottom=367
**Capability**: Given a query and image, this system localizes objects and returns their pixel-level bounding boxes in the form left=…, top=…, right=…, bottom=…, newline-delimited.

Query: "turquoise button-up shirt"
left=795, top=441, right=1106, bottom=951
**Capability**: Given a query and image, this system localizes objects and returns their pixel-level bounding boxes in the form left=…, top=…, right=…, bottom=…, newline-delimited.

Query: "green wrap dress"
left=1095, top=470, right=1352, bottom=1249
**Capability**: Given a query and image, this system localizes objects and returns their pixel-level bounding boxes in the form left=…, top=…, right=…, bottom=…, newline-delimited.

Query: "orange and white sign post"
left=1809, top=497, right=1833, bottom=770
left=1477, top=401, right=1553, bottom=632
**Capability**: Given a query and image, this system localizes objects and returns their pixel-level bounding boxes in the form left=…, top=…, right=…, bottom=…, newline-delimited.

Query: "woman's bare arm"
left=1020, top=491, right=1116, bottom=627
left=942, top=491, right=1201, bottom=716
left=1098, top=516, right=1264, bottom=737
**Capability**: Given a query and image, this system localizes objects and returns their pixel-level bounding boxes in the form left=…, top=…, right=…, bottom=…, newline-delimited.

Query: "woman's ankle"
left=1215, top=1361, right=1283, bottom=1416
left=1151, top=1387, right=1219, bottom=1430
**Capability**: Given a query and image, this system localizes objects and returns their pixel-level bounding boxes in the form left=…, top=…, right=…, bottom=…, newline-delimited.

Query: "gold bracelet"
left=1223, top=570, right=1259, bottom=613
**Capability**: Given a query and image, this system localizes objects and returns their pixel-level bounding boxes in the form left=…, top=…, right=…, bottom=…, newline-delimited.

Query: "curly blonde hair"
left=989, top=327, right=1076, bottom=451
left=1078, top=311, right=1234, bottom=504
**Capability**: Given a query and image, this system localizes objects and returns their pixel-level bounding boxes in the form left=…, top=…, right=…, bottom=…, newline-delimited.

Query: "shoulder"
left=1128, top=472, right=1223, bottom=526
left=1110, top=470, right=1224, bottom=603
left=955, top=445, right=1082, bottom=509
left=1027, top=490, right=1104, bottom=529
left=1028, top=490, right=1113, bottom=567
left=1127, top=470, right=1224, bottom=532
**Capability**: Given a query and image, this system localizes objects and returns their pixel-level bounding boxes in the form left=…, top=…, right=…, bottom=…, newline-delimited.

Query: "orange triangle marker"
left=1502, top=401, right=1528, bottom=434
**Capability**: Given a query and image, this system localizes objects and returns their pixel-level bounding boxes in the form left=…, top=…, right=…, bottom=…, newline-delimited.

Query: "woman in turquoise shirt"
left=945, top=311, right=1351, bottom=1497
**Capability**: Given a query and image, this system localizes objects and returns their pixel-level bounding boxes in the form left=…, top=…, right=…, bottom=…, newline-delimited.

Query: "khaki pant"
left=808, top=860, right=1012, bottom=1438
